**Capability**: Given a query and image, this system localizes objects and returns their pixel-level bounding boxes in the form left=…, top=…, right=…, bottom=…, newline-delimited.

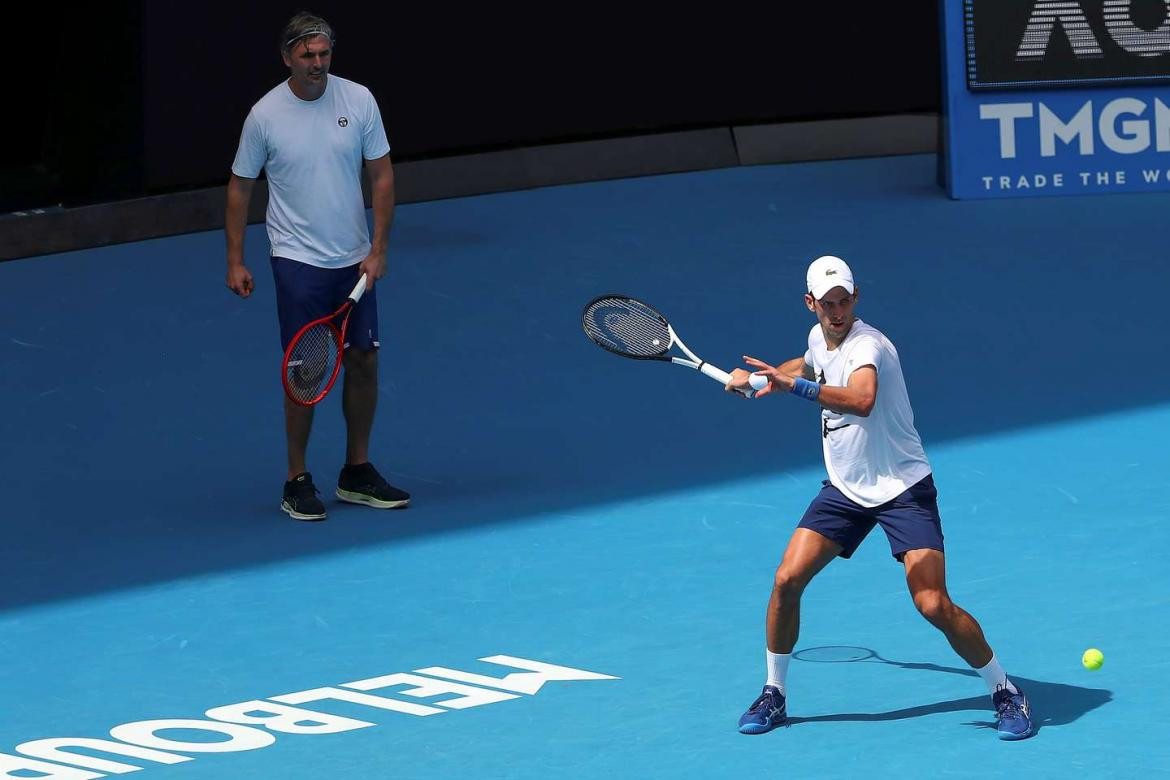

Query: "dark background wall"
left=5, top=3, right=940, bottom=212
left=9, top=5, right=144, bottom=210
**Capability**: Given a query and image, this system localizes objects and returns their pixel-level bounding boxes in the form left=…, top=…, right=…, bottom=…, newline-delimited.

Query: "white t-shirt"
left=231, top=74, right=391, bottom=268
left=804, top=319, right=932, bottom=507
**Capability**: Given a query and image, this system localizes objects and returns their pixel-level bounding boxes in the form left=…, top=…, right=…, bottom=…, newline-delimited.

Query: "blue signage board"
left=940, top=0, right=1170, bottom=198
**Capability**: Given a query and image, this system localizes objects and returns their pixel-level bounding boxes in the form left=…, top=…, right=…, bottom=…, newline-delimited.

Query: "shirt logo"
left=338, top=116, right=349, bottom=127
left=823, top=418, right=852, bottom=438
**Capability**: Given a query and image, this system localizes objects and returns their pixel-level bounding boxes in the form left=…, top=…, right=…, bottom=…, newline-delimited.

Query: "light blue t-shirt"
left=231, top=74, right=391, bottom=268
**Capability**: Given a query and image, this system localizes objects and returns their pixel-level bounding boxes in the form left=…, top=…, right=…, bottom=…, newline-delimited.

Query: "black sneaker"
left=336, top=462, right=411, bottom=509
left=282, top=472, right=327, bottom=521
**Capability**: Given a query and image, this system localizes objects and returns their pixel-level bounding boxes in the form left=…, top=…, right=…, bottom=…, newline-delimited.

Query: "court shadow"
left=788, top=651, right=1112, bottom=734
left=2, top=156, right=1169, bottom=611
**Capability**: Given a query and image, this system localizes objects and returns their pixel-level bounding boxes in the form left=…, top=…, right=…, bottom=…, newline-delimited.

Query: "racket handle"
left=349, top=273, right=369, bottom=303
left=700, top=362, right=754, bottom=397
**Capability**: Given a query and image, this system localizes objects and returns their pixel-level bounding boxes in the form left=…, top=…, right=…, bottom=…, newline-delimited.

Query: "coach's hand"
left=359, top=251, right=387, bottom=284
left=227, top=263, right=254, bottom=298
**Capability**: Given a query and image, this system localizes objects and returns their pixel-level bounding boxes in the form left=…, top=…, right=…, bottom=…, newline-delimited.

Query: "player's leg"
left=767, top=528, right=842, bottom=655
left=334, top=278, right=410, bottom=509
left=875, top=475, right=988, bottom=662
left=881, top=475, right=1033, bottom=740
left=739, top=481, right=872, bottom=735
left=902, top=548, right=991, bottom=667
left=902, top=548, right=1033, bottom=739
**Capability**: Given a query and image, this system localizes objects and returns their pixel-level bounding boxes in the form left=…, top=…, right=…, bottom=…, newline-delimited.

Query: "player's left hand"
left=742, top=356, right=793, bottom=395
left=359, top=251, right=387, bottom=284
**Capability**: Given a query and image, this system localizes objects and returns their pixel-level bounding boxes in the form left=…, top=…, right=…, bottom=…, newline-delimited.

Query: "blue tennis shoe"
left=993, top=683, right=1034, bottom=740
left=738, top=685, right=788, bottom=734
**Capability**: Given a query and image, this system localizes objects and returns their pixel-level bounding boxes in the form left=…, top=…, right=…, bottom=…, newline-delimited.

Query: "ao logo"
left=1017, top=0, right=1170, bottom=60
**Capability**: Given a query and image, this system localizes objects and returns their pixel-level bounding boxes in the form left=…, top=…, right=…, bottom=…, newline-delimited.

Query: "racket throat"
left=697, top=361, right=732, bottom=385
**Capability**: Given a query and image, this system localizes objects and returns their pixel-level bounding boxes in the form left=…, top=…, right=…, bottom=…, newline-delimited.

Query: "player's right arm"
left=726, top=356, right=811, bottom=396
left=225, top=173, right=256, bottom=298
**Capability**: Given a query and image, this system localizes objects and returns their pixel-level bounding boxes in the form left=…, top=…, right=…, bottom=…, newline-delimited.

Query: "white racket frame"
left=667, top=325, right=767, bottom=397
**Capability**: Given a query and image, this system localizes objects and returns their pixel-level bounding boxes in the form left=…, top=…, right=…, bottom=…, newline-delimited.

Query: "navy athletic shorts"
left=798, top=474, right=944, bottom=562
left=270, top=256, right=379, bottom=352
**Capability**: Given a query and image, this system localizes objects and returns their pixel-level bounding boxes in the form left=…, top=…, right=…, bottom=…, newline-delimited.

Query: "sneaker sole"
left=335, top=488, right=410, bottom=509
left=738, top=718, right=787, bottom=735
left=997, top=726, right=1034, bottom=741
left=281, top=500, right=326, bottom=521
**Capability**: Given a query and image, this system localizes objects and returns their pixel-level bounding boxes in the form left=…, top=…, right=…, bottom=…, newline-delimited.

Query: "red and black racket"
left=281, top=273, right=368, bottom=406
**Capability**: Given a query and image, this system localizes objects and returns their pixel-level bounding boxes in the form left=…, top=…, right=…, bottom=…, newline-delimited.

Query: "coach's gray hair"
left=281, top=12, right=334, bottom=53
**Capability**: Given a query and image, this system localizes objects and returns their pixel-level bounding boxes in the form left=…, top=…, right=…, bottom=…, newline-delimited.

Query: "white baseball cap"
left=806, top=255, right=855, bottom=299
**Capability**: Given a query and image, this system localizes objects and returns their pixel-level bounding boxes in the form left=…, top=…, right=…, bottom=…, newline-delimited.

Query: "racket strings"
left=583, top=298, right=670, bottom=357
left=285, top=323, right=341, bottom=403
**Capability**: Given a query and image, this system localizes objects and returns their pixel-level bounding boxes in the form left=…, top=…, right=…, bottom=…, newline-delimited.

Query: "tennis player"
left=725, top=255, right=1033, bottom=740
left=224, top=12, right=409, bottom=520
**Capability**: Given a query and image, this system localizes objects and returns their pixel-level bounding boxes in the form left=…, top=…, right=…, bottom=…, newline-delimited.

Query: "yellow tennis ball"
left=1082, top=648, right=1104, bottom=671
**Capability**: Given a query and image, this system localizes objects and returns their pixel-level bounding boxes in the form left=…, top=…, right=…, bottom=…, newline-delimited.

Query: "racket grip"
left=349, top=273, right=369, bottom=303
left=700, top=362, right=754, bottom=397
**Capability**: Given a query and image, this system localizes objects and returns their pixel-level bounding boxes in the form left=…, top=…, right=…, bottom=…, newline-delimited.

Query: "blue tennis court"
left=1, top=154, right=1167, bottom=777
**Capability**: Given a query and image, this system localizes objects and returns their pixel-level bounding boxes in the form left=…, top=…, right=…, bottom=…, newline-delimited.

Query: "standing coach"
left=224, top=12, right=409, bottom=521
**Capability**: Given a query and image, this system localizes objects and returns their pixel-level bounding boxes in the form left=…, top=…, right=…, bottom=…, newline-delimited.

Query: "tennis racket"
left=281, top=273, right=368, bottom=406
left=582, top=295, right=768, bottom=396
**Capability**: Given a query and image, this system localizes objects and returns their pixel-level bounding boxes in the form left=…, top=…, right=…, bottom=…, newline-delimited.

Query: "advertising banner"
left=940, top=0, right=1170, bottom=198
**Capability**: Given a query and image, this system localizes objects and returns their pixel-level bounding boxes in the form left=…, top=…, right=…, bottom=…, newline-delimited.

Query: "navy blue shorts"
left=270, top=257, right=379, bottom=352
left=798, top=474, right=944, bottom=562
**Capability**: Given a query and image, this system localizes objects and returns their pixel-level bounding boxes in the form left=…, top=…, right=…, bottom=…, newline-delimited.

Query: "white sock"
left=766, top=650, right=791, bottom=694
left=975, top=654, right=1018, bottom=696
